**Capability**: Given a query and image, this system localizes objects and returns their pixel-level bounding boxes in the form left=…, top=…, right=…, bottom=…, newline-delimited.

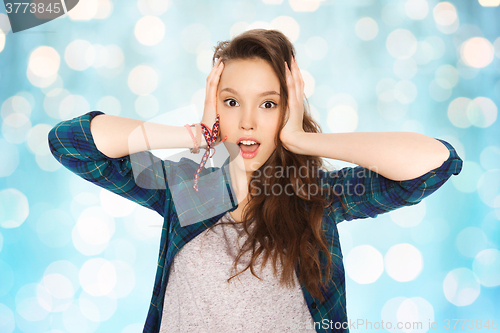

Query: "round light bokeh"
left=180, top=23, right=211, bottom=54
left=443, top=267, right=481, bottom=306
left=16, top=283, right=50, bottom=322
left=327, top=105, right=358, bottom=133
left=355, top=17, right=379, bottom=41
left=411, top=217, right=450, bottom=244
left=65, top=40, right=95, bottom=71
left=68, top=0, right=98, bottom=21
left=72, top=207, right=115, bottom=255
left=394, top=80, right=418, bottom=104
left=435, top=64, right=459, bottom=89
left=138, top=0, right=172, bottom=16
left=37, top=209, right=74, bottom=248
left=472, top=249, right=500, bottom=287
left=480, top=145, right=500, bottom=170
left=384, top=243, right=423, bottom=282
left=37, top=273, right=75, bottom=312
left=135, top=16, right=165, bottom=46
left=1, top=95, right=32, bottom=119
left=451, top=160, right=482, bottom=193
left=389, top=199, right=426, bottom=228
left=304, top=36, right=328, bottom=60
left=96, top=96, right=121, bottom=116
left=381, top=2, right=405, bottom=26
left=289, top=0, right=323, bottom=12
left=1, top=113, right=32, bottom=144
left=60, top=94, right=91, bottom=120
left=381, top=296, right=434, bottom=333
left=135, top=94, right=159, bottom=118
left=344, top=245, right=384, bottom=284
left=461, top=37, right=495, bottom=68
left=79, top=291, right=117, bottom=322
left=0, top=188, right=29, bottom=228
left=108, top=260, right=136, bottom=298
left=128, top=65, right=159, bottom=95
left=27, top=124, right=53, bottom=156
left=79, top=258, right=117, bottom=297
left=393, top=58, right=418, bottom=80
left=477, top=169, right=500, bottom=207
left=433, top=2, right=459, bottom=34
left=0, top=139, right=19, bottom=177
left=28, top=46, right=60, bottom=79
left=123, top=205, right=163, bottom=241
left=386, top=29, right=417, bottom=59
left=99, top=189, right=136, bottom=217
left=0, top=303, right=15, bottom=333
left=270, top=16, right=300, bottom=43
left=0, top=259, right=14, bottom=297
left=405, top=0, right=429, bottom=20
left=455, top=227, right=488, bottom=258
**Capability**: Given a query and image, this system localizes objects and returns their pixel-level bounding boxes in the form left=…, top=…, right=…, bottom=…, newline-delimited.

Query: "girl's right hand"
left=201, top=57, right=225, bottom=140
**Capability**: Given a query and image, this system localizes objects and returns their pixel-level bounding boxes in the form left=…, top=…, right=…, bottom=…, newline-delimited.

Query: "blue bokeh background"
left=0, top=0, right=499, bottom=332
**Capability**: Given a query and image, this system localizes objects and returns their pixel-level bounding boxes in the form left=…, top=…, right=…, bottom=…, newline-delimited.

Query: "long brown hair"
left=208, top=29, right=337, bottom=303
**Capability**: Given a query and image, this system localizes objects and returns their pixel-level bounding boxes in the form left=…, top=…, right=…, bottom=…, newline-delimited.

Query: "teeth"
left=240, top=140, right=258, bottom=145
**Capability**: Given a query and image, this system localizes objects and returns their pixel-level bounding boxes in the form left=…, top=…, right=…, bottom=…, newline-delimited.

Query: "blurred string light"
left=0, top=0, right=499, bottom=332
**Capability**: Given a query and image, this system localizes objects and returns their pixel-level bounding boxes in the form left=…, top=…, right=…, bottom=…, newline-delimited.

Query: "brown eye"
left=224, top=99, right=239, bottom=107
left=262, top=101, right=277, bottom=109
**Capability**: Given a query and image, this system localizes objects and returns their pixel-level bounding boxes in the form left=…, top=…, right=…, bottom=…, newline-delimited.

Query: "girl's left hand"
left=280, top=56, right=306, bottom=152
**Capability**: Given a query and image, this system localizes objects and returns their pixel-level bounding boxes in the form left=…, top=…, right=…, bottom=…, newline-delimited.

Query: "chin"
left=246, top=161, right=263, bottom=172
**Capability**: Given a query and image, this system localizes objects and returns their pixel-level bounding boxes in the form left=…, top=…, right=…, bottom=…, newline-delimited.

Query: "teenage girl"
left=49, top=29, right=463, bottom=333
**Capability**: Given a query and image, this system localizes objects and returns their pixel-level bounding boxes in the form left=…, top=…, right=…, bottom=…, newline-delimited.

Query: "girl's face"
left=217, top=58, right=282, bottom=173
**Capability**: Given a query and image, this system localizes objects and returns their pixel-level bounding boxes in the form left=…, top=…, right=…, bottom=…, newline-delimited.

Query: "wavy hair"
left=207, top=29, right=339, bottom=302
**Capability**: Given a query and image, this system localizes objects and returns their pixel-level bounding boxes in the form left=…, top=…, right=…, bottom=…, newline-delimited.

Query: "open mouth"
left=238, top=142, right=260, bottom=153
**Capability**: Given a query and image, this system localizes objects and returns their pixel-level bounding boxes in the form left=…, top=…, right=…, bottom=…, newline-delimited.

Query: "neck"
left=228, top=158, right=252, bottom=205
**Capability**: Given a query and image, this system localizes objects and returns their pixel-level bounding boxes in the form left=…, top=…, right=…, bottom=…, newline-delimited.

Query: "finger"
left=207, top=60, right=224, bottom=95
left=292, top=56, right=304, bottom=90
left=208, top=58, right=223, bottom=80
left=291, top=57, right=304, bottom=105
left=288, top=58, right=302, bottom=108
left=285, top=62, right=298, bottom=110
left=213, top=57, right=222, bottom=69
left=205, top=61, right=224, bottom=113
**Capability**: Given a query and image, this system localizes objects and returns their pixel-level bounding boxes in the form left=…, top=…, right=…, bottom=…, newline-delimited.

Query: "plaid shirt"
left=48, top=111, right=463, bottom=333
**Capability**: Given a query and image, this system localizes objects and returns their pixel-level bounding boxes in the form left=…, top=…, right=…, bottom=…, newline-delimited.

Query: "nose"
left=239, top=108, right=255, bottom=131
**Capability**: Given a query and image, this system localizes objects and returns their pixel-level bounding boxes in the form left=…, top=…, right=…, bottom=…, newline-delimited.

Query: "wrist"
left=281, top=131, right=307, bottom=154
left=201, top=117, right=214, bottom=129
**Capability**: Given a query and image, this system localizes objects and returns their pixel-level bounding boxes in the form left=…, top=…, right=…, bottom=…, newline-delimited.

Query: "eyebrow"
left=220, top=87, right=280, bottom=97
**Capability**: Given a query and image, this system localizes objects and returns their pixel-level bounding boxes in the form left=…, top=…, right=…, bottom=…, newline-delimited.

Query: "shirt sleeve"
left=319, top=138, right=463, bottom=224
left=48, top=110, right=169, bottom=217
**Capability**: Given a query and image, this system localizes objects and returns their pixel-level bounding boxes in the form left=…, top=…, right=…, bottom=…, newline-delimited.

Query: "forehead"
left=219, top=58, right=280, bottom=90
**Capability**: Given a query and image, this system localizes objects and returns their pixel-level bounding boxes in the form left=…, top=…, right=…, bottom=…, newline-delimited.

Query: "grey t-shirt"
left=159, top=212, right=316, bottom=332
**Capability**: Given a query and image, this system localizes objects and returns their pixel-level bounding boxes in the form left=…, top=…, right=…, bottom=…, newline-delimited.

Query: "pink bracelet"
left=184, top=123, right=201, bottom=154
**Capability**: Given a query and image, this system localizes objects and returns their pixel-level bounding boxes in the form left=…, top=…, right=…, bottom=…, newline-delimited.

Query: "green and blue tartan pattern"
left=48, top=111, right=463, bottom=333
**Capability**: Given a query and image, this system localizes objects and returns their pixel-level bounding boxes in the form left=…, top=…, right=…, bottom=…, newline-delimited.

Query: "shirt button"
left=311, top=302, right=317, bottom=309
